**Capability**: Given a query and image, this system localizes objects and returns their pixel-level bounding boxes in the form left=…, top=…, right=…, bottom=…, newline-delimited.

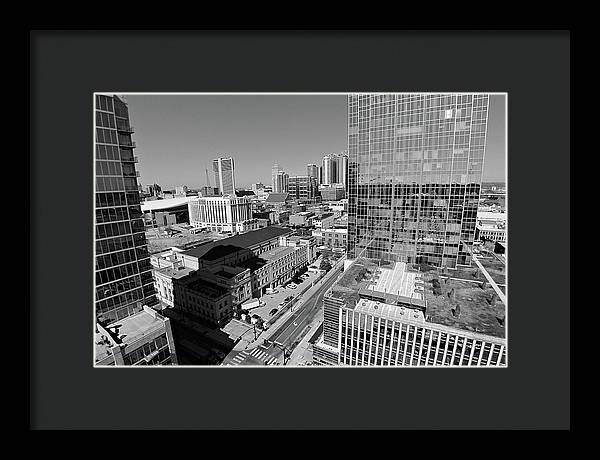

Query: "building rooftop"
left=156, top=266, right=196, bottom=279
left=260, top=246, right=295, bottom=262
left=354, top=298, right=426, bottom=324
left=329, top=258, right=425, bottom=310
left=187, top=279, right=229, bottom=298
left=265, top=193, right=289, bottom=203
left=217, top=226, right=292, bottom=248
left=329, top=257, right=506, bottom=339
left=214, top=266, right=247, bottom=279
left=317, top=212, right=334, bottom=219
left=140, top=196, right=195, bottom=212
left=201, top=244, right=245, bottom=261
left=95, top=308, right=168, bottom=363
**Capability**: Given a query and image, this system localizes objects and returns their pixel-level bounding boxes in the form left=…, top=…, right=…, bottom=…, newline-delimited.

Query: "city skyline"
left=94, top=92, right=507, bottom=368
left=123, top=94, right=506, bottom=189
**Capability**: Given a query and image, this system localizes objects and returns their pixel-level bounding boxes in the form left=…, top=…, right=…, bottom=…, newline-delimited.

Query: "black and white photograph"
left=94, top=93, right=507, bottom=367
left=31, top=30, right=570, bottom=430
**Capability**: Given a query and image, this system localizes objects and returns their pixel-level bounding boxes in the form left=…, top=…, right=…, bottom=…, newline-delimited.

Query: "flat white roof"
left=141, top=196, right=196, bottom=212
left=354, top=298, right=426, bottom=324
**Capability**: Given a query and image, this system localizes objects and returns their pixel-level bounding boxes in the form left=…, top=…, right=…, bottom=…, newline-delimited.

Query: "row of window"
left=96, top=233, right=146, bottom=255
left=96, top=128, right=118, bottom=145
left=96, top=262, right=141, bottom=287
left=96, top=144, right=134, bottom=162
left=96, top=293, right=144, bottom=319
left=96, top=191, right=140, bottom=208
left=122, top=334, right=169, bottom=365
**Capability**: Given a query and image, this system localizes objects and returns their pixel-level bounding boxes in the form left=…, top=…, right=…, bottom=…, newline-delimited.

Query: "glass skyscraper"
left=95, top=94, right=157, bottom=324
left=347, top=94, right=489, bottom=268
left=213, top=157, right=236, bottom=196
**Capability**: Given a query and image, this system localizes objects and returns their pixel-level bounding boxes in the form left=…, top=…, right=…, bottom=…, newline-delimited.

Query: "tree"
left=320, top=258, right=332, bottom=272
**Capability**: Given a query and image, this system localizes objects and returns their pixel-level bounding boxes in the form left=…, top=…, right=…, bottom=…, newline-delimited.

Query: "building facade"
left=213, top=157, right=236, bottom=196
left=272, top=164, right=289, bottom=193
left=313, top=298, right=506, bottom=366
left=319, top=183, right=346, bottom=201
left=307, top=163, right=320, bottom=185
left=288, top=175, right=318, bottom=201
left=312, top=228, right=348, bottom=249
left=347, top=94, right=490, bottom=268
left=188, top=196, right=258, bottom=233
left=95, top=94, right=158, bottom=325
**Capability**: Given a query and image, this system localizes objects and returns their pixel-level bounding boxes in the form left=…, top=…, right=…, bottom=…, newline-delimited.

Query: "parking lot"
left=244, top=270, right=321, bottom=324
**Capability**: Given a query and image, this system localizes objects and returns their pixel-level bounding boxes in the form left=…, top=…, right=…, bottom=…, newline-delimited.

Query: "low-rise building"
left=312, top=228, right=348, bottom=249
left=150, top=247, right=186, bottom=269
left=313, top=212, right=335, bottom=229
left=172, top=274, right=234, bottom=327
left=289, top=211, right=315, bottom=227
left=312, top=257, right=506, bottom=367
left=319, top=183, right=345, bottom=201
left=153, top=265, right=196, bottom=307
left=95, top=305, right=178, bottom=366
left=475, top=211, right=507, bottom=243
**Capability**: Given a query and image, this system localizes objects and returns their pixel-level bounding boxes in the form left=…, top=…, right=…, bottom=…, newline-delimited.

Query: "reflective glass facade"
left=95, top=94, right=157, bottom=323
left=347, top=94, right=489, bottom=268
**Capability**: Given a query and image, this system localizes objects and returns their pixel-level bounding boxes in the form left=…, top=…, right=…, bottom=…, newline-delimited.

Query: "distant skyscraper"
left=213, top=157, right=236, bottom=196
left=95, top=94, right=157, bottom=323
left=272, top=164, right=289, bottom=194
left=307, top=163, right=319, bottom=184
left=337, top=152, right=349, bottom=188
left=272, top=164, right=283, bottom=192
left=347, top=94, right=489, bottom=268
left=274, top=171, right=289, bottom=194
left=321, top=154, right=337, bottom=186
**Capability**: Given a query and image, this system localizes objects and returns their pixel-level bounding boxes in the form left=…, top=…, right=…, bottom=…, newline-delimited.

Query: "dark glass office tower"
left=95, top=94, right=157, bottom=324
left=347, top=94, right=489, bottom=268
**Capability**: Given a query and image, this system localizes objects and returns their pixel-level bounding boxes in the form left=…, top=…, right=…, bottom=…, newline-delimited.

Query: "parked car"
left=288, top=284, right=297, bottom=289
left=285, top=295, right=293, bottom=302
left=269, top=308, right=278, bottom=316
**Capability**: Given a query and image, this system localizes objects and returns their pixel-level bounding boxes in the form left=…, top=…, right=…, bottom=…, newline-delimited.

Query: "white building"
left=476, top=211, right=507, bottom=243
left=188, top=196, right=259, bottom=233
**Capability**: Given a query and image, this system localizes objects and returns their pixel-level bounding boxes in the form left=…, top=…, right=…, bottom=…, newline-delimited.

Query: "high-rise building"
left=337, top=152, right=349, bottom=188
left=213, top=157, right=236, bottom=196
left=321, top=152, right=348, bottom=187
left=288, top=175, right=318, bottom=201
left=95, top=94, right=177, bottom=366
left=307, top=163, right=319, bottom=184
left=321, top=154, right=337, bottom=186
left=347, top=94, right=489, bottom=268
left=95, top=94, right=158, bottom=323
left=273, top=171, right=289, bottom=194
left=272, top=164, right=283, bottom=192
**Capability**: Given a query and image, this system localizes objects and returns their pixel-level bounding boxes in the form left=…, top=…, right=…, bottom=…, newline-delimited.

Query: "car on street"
left=285, top=295, right=293, bottom=302
left=293, top=321, right=298, bottom=326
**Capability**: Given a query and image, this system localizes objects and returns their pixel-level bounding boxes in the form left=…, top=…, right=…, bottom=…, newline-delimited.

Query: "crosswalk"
left=224, top=347, right=280, bottom=366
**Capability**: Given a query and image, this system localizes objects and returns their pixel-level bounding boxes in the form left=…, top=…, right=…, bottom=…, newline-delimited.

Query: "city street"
left=269, top=261, right=342, bottom=351
left=221, top=259, right=344, bottom=366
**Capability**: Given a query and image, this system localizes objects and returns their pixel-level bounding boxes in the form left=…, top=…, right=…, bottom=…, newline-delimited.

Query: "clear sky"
left=125, top=94, right=506, bottom=189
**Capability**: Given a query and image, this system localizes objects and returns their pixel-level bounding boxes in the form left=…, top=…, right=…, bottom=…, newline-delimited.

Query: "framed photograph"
left=31, top=30, right=570, bottom=430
